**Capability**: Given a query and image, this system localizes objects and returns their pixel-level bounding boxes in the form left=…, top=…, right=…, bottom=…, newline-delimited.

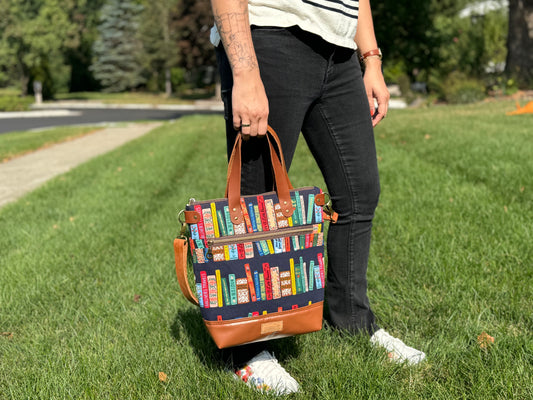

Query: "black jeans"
left=217, top=27, right=380, bottom=361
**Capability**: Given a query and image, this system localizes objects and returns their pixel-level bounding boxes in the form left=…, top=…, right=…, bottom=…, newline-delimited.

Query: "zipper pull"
left=206, top=241, right=214, bottom=260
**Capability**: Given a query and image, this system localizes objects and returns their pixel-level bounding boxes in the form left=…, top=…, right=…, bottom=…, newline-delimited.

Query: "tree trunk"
left=165, top=67, right=172, bottom=97
left=505, top=0, right=533, bottom=87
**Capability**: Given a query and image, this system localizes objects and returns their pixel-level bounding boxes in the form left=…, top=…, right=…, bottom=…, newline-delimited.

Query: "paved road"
left=0, top=107, right=222, bottom=134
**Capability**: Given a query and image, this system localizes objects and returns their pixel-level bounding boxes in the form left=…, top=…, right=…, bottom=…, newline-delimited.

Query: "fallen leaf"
left=424, top=134, right=431, bottom=140
left=133, top=294, right=141, bottom=303
left=520, top=186, right=525, bottom=193
left=159, top=371, right=168, bottom=382
left=1, top=332, right=13, bottom=339
left=449, top=198, right=454, bottom=203
left=478, top=332, right=495, bottom=349
left=117, top=167, right=122, bottom=172
left=53, top=224, right=59, bottom=229
left=504, top=205, right=508, bottom=213
left=69, top=217, right=76, bottom=223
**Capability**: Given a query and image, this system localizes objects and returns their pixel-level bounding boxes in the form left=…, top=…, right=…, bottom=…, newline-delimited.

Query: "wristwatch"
left=360, top=48, right=382, bottom=62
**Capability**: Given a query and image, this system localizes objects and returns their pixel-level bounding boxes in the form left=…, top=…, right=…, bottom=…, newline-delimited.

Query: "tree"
left=505, top=0, right=533, bottom=87
left=139, top=0, right=180, bottom=96
left=0, top=0, right=79, bottom=97
left=170, top=0, right=215, bottom=85
left=64, top=0, right=106, bottom=92
left=91, top=0, right=145, bottom=92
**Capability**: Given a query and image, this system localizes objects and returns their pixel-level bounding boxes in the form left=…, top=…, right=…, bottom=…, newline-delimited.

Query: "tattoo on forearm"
left=214, top=11, right=257, bottom=71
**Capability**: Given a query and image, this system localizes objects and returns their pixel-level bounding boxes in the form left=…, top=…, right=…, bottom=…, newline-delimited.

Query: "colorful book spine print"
left=240, top=198, right=254, bottom=233
left=307, top=194, right=315, bottom=225
left=196, top=283, right=204, bottom=308
left=299, top=257, right=306, bottom=292
left=228, top=244, right=239, bottom=260
left=229, top=274, right=238, bottom=305
left=265, top=199, right=278, bottom=230
left=257, top=196, right=270, bottom=231
left=299, top=195, right=306, bottom=226
left=253, top=271, right=262, bottom=301
left=266, top=240, right=275, bottom=255
left=255, top=242, right=264, bottom=256
left=291, top=196, right=300, bottom=226
left=260, top=240, right=270, bottom=255
left=253, top=205, right=263, bottom=232
left=194, top=205, right=206, bottom=239
left=195, top=248, right=206, bottom=264
left=303, top=261, right=309, bottom=292
left=235, top=243, right=244, bottom=259
left=202, top=208, right=215, bottom=239
left=273, top=238, right=283, bottom=254
left=201, top=271, right=209, bottom=308
left=314, top=265, right=322, bottom=289
left=271, top=267, right=281, bottom=299
left=244, top=242, right=254, bottom=258
left=308, top=261, right=315, bottom=291
left=294, top=260, right=303, bottom=294
left=263, top=263, right=273, bottom=300
left=236, top=278, right=249, bottom=304
left=190, top=223, right=200, bottom=240
left=215, top=269, right=223, bottom=307
left=290, top=258, right=297, bottom=295
left=248, top=203, right=258, bottom=232
left=259, top=273, right=266, bottom=301
left=224, top=206, right=235, bottom=236
left=207, top=275, right=218, bottom=308
left=315, top=200, right=323, bottom=223
left=212, top=246, right=225, bottom=262
left=221, top=277, right=230, bottom=306
left=216, top=209, right=227, bottom=237
left=210, top=203, right=220, bottom=238
left=245, top=263, right=257, bottom=302
left=318, top=253, right=326, bottom=288
left=280, top=271, right=293, bottom=297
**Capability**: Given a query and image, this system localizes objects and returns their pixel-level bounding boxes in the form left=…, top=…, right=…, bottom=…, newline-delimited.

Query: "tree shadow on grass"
left=170, top=308, right=302, bottom=370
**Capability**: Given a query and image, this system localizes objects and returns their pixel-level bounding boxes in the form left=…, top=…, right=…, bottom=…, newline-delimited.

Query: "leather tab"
left=315, top=193, right=326, bottom=206
left=184, top=210, right=201, bottom=224
left=173, top=238, right=199, bottom=306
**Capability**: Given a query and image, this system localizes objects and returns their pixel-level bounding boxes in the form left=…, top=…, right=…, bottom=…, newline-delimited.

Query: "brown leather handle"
left=173, top=238, right=199, bottom=306
left=225, top=126, right=294, bottom=225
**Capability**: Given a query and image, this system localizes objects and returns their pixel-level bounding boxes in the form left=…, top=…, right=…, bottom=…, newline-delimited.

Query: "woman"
left=209, top=0, right=426, bottom=394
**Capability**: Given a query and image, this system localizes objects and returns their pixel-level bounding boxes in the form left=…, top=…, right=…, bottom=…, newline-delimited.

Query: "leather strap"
left=225, top=126, right=294, bottom=225
left=173, top=238, right=199, bottom=306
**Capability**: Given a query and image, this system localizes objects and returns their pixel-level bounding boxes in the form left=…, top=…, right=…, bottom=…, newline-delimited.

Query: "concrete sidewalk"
left=0, top=122, right=162, bottom=208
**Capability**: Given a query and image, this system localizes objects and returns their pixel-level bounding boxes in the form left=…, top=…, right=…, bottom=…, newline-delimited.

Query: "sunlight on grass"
left=0, top=103, right=531, bottom=399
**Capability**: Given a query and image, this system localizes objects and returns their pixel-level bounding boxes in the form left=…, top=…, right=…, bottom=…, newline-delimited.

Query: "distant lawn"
left=0, top=101, right=531, bottom=399
left=0, top=126, right=103, bottom=162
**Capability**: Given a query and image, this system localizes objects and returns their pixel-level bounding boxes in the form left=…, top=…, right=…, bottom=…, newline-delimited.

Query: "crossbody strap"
left=173, top=238, right=199, bottom=306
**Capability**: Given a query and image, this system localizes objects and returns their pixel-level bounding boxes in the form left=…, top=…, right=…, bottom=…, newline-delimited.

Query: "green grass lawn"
left=0, top=101, right=531, bottom=399
left=0, top=126, right=103, bottom=162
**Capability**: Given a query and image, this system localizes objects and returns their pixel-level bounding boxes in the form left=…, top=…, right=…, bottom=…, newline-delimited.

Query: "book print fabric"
left=186, top=187, right=325, bottom=322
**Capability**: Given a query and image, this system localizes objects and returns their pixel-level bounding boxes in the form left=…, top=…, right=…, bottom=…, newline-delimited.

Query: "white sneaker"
left=234, top=350, right=300, bottom=395
left=370, top=329, right=426, bottom=365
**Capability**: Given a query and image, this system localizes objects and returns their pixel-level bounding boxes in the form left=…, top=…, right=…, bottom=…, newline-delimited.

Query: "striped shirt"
left=211, top=0, right=360, bottom=50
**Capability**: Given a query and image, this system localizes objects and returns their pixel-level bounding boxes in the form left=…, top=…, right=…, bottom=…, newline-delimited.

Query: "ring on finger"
left=241, top=123, right=251, bottom=127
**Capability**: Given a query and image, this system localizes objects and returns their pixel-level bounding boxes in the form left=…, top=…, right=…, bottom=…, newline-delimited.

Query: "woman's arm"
left=211, top=0, right=269, bottom=136
left=355, top=0, right=390, bottom=127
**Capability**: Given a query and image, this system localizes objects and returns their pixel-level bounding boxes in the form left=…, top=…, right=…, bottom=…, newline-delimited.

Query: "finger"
left=257, top=117, right=268, bottom=137
left=367, top=92, right=375, bottom=116
left=240, top=121, right=251, bottom=139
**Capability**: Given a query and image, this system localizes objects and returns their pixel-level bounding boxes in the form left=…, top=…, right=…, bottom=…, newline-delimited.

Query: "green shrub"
left=443, top=73, right=486, bottom=104
left=0, top=95, right=34, bottom=111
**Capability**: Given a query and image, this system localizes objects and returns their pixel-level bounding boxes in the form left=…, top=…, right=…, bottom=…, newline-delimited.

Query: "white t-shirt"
left=211, top=0, right=360, bottom=50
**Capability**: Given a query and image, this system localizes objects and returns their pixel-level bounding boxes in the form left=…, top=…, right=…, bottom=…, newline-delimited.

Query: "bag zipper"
left=206, top=224, right=316, bottom=259
left=187, top=187, right=317, bottom=207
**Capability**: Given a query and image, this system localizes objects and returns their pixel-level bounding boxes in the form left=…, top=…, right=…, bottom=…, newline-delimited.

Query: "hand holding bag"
left=173, top=126, right=334, bottom=349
